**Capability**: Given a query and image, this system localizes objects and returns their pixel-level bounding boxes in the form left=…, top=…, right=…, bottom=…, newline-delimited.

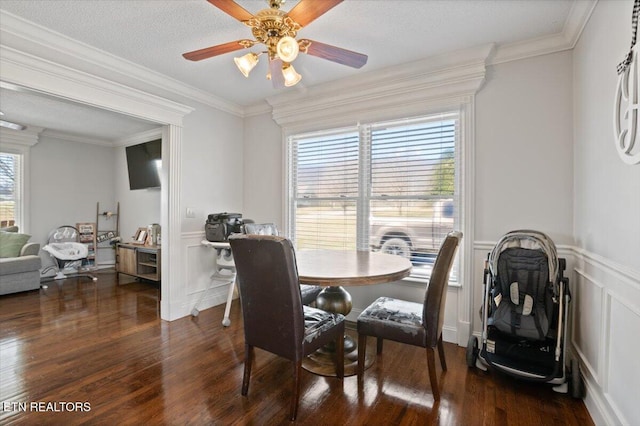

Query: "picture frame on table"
left=134, top=228, right=147, bottom=244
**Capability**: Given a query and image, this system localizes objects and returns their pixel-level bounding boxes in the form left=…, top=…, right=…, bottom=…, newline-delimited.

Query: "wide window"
left=0, top=152, right=22, bottom=228
left=287, top=112, right=459, bottom=280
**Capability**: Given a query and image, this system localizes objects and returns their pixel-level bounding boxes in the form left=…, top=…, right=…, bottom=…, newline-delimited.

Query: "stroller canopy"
left=489, top=230, right=559, bottom=284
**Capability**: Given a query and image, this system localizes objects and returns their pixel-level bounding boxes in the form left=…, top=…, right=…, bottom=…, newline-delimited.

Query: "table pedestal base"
left=302, top=331, right=374, bottom=377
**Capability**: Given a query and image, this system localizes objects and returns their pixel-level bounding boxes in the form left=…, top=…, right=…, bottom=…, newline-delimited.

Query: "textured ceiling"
left=0, top=0, right=578, bottom=140
left=0, top=87, right=159, bottom=141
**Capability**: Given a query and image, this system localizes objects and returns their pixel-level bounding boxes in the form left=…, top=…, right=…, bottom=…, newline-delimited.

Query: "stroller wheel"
left=466, top=335, right=478, bottom=368
left=569, top=358, right=585, bottom=399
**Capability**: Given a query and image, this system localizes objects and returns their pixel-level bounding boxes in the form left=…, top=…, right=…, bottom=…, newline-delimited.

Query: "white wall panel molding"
left=573, top=246, right=640, bottom=289
left=572, top=247, right=640, bottom=426
left=182, top=231, right=234, bottom=317
left=605, top=294, right=640, bottom=425
left=571, top=268, right=604, bottom=386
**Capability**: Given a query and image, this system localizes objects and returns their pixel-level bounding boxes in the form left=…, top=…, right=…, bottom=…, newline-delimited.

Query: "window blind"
left=368, top=116, right=457, bottom=278
left=0, top=153, right=20, bottom=227
left=290, top=128, right=359, bottom=250
left=287, top=113, right=459, bottom=279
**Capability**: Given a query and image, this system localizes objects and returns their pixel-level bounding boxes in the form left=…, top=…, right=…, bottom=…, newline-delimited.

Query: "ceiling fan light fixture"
left=276, top=36, right=299, bottom=63
left=184, top=0, right=368, bottom=90
left=234, top=52, right=260, bottom=77
left=282, top=63, right=302, bottom=87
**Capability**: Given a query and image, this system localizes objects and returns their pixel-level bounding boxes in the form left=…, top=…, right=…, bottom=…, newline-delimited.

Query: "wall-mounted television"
left=125, top=139, right=162, bottom=190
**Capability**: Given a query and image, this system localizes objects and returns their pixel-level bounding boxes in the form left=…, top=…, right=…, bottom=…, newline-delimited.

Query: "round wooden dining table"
left=295, top=249, right=412, bottom=376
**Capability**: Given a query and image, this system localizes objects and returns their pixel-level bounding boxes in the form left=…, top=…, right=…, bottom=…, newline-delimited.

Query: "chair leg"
left=357, top=334, right=367, bottom=379
left=437, top=336, right=447, bottom=371
left=426, top=347, right=440, bottom=401
left=376, top=337, right=384, bottom=354
left=336, top=332, right=345, bottom=379
left=290, top=360, right=302, bottom=421
left=242, top=344, right=253, bottom=396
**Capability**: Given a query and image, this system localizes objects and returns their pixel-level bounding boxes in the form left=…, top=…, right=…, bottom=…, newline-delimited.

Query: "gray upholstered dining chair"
left=228, top=233, right=345, bottom=421
left=242, top=222, right=322, bottom=306
left=356, top=231, right=462, bottom=401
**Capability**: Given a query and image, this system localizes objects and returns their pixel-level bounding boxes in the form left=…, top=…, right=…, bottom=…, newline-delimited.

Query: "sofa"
left=0, top=226, right=42, bottom=295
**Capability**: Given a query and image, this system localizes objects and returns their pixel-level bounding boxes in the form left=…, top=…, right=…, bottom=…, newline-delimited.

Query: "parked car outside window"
left=370, top=199, right=454, bottom=275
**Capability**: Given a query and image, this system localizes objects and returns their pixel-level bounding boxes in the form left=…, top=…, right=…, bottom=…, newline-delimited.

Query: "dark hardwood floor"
left=0, top=272, right=593, bottom=425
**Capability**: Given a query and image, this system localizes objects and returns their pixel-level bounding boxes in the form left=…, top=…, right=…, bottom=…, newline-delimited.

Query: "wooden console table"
left=116, top=243, right=161, bottom=282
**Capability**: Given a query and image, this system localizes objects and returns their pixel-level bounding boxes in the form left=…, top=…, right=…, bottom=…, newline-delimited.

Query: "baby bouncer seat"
left=42, top=225, right=97, bottom=283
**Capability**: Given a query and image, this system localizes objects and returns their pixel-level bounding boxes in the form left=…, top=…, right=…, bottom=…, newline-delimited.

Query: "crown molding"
left=0, top=45, right=194, bottom=127
left=491, top=0, right=597, bottom=65
left=0, top=125, right=43, bottom=147
left=243, top=101, right=272, bottom=117
left=39, top=129, right=113, bottom=147
left=0, top=10, right=243, bottom=117
left=267, top=44, right=493, bottom=131
left=562, top=0, right=598, bottom=47
left=113, top=127, right=164, bottom=147
left=0, top=2, right=598, bottom=120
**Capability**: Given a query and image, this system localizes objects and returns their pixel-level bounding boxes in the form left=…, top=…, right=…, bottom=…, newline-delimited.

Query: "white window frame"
left=0, top=151, right=23, bottom=226
left=0, top=128, right=38, bottom=233
left=286, top=110, right=463, bottom=285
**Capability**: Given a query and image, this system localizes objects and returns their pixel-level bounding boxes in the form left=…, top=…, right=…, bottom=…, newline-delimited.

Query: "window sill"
left=400, top=275, right=462, bottom=288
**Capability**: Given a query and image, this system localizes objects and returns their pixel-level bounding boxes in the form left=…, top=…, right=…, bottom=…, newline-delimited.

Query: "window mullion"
left=357, top=125, right=371, bottom=251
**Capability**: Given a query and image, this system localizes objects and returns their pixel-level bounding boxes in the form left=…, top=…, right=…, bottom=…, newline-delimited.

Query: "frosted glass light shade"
left=276, top=36, right=299, bottom=63
left=282, top=63, right=302, bottom=87
left=234, top=53, right=259, bottom=77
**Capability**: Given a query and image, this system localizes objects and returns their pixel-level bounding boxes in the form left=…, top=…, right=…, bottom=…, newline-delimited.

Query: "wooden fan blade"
left=299, top=39, right=368, bottom=69
left=183, top=40, right=251, bottom=61
left=207, top=0, right=254, bottom=22
left=269, top=57, right=285, bottom=89
left=286, top=0, right=343, bottom=27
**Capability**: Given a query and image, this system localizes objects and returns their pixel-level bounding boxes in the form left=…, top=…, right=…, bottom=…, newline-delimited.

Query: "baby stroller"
left=466, top=230, right=583, bottom=398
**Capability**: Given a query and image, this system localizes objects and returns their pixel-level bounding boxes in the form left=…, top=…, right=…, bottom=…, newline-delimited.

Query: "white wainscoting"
left=573, top=249, right=640, bottom=426
left=181, top=232, right=237, bottom=320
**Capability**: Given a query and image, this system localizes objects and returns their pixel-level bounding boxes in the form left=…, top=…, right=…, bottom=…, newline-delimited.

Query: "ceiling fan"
left=183, top=0, right=368, bottom=88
